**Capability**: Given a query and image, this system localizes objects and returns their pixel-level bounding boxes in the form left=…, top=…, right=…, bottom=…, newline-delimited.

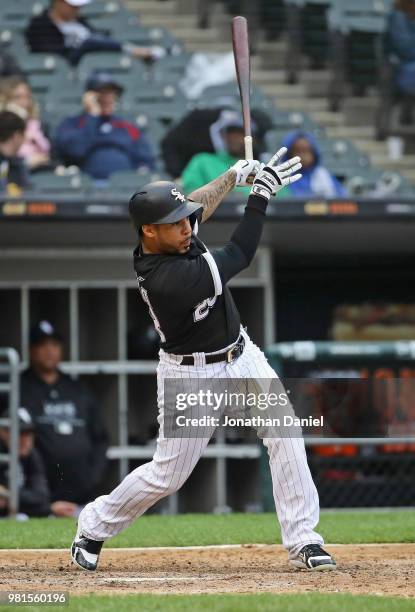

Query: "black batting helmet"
left=129, top=181, right=203, bottom=232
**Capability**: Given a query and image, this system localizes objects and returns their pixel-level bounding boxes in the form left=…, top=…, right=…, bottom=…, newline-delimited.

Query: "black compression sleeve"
left=230, top=194, right=268, bottom=265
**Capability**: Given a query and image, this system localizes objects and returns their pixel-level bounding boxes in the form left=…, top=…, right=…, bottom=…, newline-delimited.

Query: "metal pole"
left=117, top=287, right=129, bottom=479
left=3, top=348, right=20, bottom=518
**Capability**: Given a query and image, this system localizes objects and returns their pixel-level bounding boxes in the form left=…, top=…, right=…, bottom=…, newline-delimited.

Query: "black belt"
left=179, top=334, right=245, bottom=366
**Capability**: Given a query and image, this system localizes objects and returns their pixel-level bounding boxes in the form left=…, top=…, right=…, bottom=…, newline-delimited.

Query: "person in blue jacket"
left=54, top=72, right=156, bottom=181
left=281, top=131, right=346, bottom=198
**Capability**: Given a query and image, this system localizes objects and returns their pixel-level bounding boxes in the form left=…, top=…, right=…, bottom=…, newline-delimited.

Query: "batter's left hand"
left=231, top=159, right=261, bottom=187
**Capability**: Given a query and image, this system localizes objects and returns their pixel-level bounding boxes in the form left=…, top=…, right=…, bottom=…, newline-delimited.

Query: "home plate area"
left=1, top=544, right=414, bottom=597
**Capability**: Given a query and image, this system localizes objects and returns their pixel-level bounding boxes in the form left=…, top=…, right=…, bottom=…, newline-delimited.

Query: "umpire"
left=21, top=321, right=108, bottom=510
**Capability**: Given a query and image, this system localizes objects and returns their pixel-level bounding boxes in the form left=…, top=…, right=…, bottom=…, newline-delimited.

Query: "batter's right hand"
left=230, top=159, right=261, bottom=187
left=250, top=147, right=302, bottom=201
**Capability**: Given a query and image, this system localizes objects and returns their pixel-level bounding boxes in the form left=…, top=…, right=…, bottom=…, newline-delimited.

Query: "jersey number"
left=193, top=296, right=217, bottom=322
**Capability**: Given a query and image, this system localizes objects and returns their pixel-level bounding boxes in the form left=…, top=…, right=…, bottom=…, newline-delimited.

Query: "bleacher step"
left=252, top=70, right=286, bottom=85
left=300, top=70, right=331, bottom=97
left=126, top=0, right=177, bottom=16
left=309, top=110, right=347, bottom=127
left=343, top=97, right=378, bottom=127
left=398, top=169, right=415, bottom=182
left=277, top=98, right=329, bottom=112
left=372, top=154, right=415, bottom=171
left=184, top=41, right=233, bottom=53
left=138, top=14, right=197, bottom=28
left=261, top=83, right=306, bottom=98
left=327, top=126, right=376, bottom=139
left=161, top=26, right=221, bottom=43
left=354, top=140, right=389, bottom=156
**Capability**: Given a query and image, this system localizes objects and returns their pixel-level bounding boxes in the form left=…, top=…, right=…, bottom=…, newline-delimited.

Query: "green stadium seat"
left=131, top=115, right=168, bottom=157
left=42, top=101, right=82, bottom=135
left=89, top=13, right=141, bottom=37
left=21, top=53, right=68, bottom=75
left=106, top=168, right=171, bottom=192
left=78, top=0, right=126, bottom=18
left=77, top=52, right=147, bottom=81
left=149, top=53, right=191, bottom=84
left=115, top=26, right=181, bottom=52
left=31, top=171, right=93, bottom=192
left=328, top=0, right=390, bottom=109
left=122, top=84, right=188, bottom=124
left=195, top=83, right=275, bottom=115
left=0, top=30, right=29, bottom=56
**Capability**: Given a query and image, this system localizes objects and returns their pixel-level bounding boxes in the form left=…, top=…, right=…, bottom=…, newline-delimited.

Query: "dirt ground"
left=0, top=544, right=414, bottom=597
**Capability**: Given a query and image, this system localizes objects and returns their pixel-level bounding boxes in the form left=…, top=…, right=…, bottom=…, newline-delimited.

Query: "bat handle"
left=244, top=135, right=253, bottom=160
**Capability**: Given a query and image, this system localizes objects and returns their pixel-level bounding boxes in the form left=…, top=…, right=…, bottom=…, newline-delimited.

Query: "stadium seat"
left=146, top=53, right=191, bottom=84
left=131, top=115, right=168, bottom=158
left=0, top=30, right=29, bottom=57
left=88, top=12, right=141, bottom=37
left=41, top=101, right=82, bottom=135
left=77, top=52, right=147, bottom=81
left=24, top=56, right=75, bottom=99
left=284, top=0, right=334, bottom=83
left=30, top=171, right=93, bottom=192
left=106, top=168, right=171, bottom=192
left=196, top=83, right=275, bottom=115
left=327, top=0, right=390, bottom=110
left=78, top=0, right=127, bottom=19
left=21, top=53, right=68, bottom=75
left=114, top=26, right=183, bottom=54
left=122, top=84, right=188, bottom=124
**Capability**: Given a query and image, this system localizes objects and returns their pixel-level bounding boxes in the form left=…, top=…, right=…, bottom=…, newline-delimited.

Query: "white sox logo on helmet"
left=171, top=188, right=186, bottom=203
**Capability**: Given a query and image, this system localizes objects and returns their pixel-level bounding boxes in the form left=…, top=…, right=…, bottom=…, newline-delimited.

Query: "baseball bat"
left=232, top=15, right=253, bottom=160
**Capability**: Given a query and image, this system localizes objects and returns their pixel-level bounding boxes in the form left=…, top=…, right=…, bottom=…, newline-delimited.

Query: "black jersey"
left=133, top=194, right=268, bottom=355
left=20, top=369, right=108, bottom=504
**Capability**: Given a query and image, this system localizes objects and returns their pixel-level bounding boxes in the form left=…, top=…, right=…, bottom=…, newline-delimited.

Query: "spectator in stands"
left=0, top=408, right=51, bottom=517
left=387, top=0, right=415, bottom=120
left=0, top=110, right=31, bottom=193
left=0, top=77, right=51, bottom=171
left=55, top=72, right=155, bottom=181
left=0, top=45, right=23, bottom=78
left=25, top=0, right=166, bottom=66
left=162, top=107, right=272, bottom=178
left=20, top=321, right=109, bottom=511
left=282, top=131, right=347, bottom=198
left=181, top=111, right=257, bottom=195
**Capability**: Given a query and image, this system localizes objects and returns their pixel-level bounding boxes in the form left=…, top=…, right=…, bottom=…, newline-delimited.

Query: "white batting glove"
left=231, top=159, right=261, bottom=187
left=250, top=147, right=302, bottom=201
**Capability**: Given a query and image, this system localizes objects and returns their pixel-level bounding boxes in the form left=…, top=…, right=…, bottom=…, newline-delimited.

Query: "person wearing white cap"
left=25, top=0, right=166, bottom=66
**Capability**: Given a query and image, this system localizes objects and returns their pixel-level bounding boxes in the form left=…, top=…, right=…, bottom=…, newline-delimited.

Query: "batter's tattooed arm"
left=188, top=170, right=236, bottom=223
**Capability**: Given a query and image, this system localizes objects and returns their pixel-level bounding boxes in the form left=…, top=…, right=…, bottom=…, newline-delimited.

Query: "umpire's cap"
left=129, top=181, right=203, bottom=232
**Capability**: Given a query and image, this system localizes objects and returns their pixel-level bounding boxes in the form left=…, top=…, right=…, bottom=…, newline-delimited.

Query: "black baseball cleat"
left=290, top=544, right=336, bottom=571
left=71, top=528, right=103, bottom=572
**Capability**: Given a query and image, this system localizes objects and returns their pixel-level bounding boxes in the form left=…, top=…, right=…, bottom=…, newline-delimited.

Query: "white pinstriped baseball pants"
left=79, top=329, right=324, bottom=557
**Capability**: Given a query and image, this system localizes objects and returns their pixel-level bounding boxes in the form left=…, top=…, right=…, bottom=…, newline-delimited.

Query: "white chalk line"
left=1, top=542, right=413, bottom=553
left=99, top=576, right=219, bottom=584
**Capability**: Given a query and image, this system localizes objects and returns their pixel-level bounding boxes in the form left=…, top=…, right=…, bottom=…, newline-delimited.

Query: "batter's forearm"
left=188, top=169, right=236, bottom=223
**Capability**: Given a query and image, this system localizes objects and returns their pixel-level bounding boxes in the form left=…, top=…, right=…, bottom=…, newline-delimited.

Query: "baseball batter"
left=71, top=149, right=336, bottom=572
